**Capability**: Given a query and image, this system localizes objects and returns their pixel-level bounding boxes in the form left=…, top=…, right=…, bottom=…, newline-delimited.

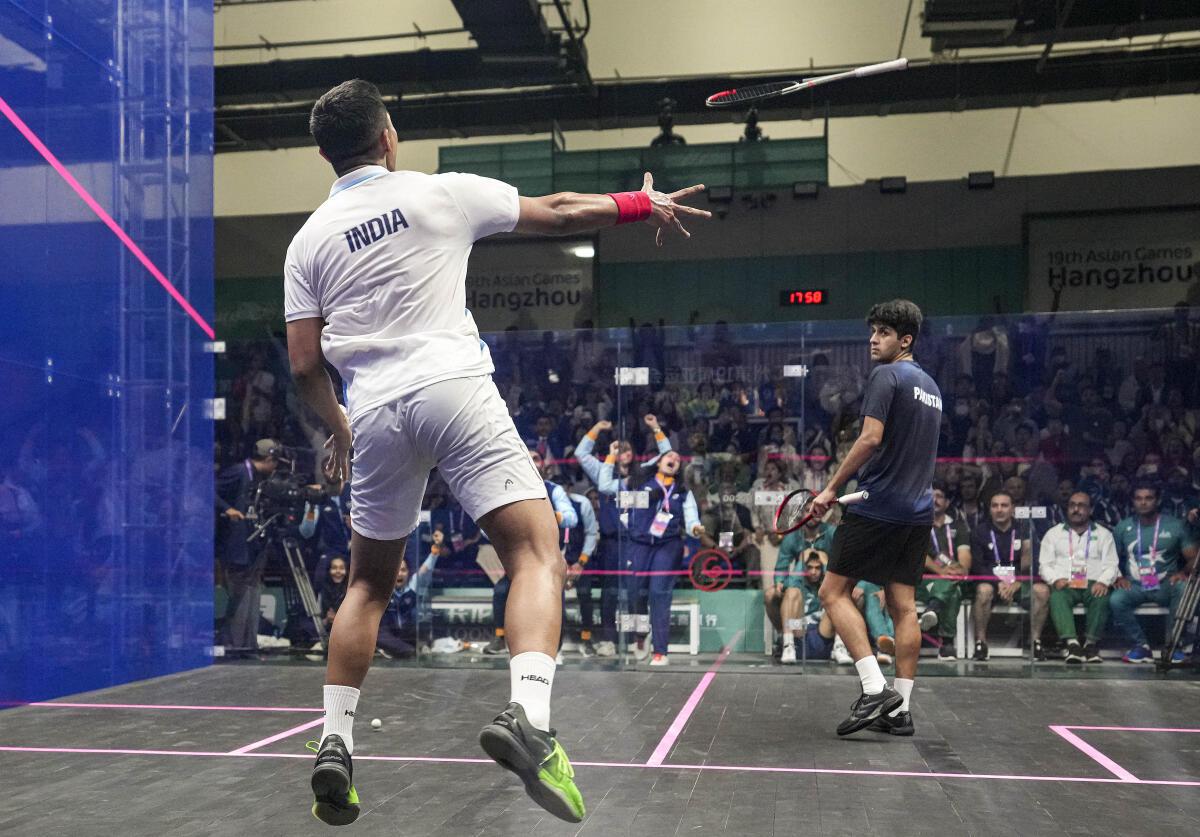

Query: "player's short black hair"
left=932, top=479, right=948, bottom=494
left=866, top=299, right=923, bottom=346
left=309, top=79, right=389, bottom=166
left=1132, top=481, right=1160, bottom=498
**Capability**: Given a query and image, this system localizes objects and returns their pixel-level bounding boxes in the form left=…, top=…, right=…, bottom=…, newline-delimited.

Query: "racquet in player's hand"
left=639, top=172, right=712, bottom=247
left=771, top=488, right=868, bottom=535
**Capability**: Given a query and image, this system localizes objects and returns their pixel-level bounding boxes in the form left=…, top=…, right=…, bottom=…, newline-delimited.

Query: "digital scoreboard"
left=779, top=289, right=827, bottom=306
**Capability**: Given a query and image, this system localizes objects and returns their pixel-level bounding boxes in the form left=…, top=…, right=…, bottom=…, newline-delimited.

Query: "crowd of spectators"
left=213, top=307, right=1200, bottom=661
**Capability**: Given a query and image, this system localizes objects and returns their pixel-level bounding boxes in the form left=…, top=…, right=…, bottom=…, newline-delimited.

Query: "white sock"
left=322, top=685, right=360, bottom=754
left=510, top=651, right=556, bottom=731
left=891, top=678, right=914, bottom=716
left=854, top=655, right=886, bottom=695
left=782, top=631, right=795, bottom=648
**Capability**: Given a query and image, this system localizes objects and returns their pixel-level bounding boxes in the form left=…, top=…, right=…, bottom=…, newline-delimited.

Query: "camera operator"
left=216, top=438, right=279, bottom=656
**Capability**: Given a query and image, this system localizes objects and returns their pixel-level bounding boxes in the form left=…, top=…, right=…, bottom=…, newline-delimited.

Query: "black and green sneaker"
left=868, top=710, right=915, bottom=737
left=308, top=735, right=361, bottom=826
left=479, top=702, right=585, bottom=823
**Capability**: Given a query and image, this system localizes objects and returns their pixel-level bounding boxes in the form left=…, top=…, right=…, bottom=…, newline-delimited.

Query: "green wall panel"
left=595, top=246, right=1025, bottom=326
left=216, top=247, right=1024, bottom=335
left=216, top=276, right=284, bottom=339
left=438, top=137, right=828, bottom=196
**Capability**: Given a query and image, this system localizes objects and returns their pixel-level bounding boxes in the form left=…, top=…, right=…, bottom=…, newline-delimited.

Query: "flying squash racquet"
left=705, top=59, right=909, bottom=108
left=771, top=489, right=868, bottom=535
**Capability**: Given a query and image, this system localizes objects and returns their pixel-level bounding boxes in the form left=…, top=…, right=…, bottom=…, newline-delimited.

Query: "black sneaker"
left=869, top=710, right=915, bottom=737
left=972, top=640, right=989, bottom=662
left=479, top=702, right=586, bottom=823
left=309, top=734, right=360, bottom=826
left=1064, top=640, right=1084, bottom=664
left=1083, top=642, right=1103, bottom=663
left=579, top=639, right=597, bottom=658
left=836, top=687, right=903, bottom=737
left=772, top=636, right=783, bottom=659
left=938, top=643, right=958, bottom=660
left=483, top=636, right=507, bottom=655
left=1033, top=640, right=1046, bottom=661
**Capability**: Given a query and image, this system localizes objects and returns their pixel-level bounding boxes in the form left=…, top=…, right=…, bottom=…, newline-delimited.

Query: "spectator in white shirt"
left=1039, top=492, right=1119, bottom=664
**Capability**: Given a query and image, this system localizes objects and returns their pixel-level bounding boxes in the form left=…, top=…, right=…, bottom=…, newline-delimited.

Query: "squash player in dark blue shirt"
left=811, top=300, right=943, bottom=738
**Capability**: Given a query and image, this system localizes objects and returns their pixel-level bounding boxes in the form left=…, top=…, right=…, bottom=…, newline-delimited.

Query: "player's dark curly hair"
left=309, top=79, right=389, bottom=168
left=866, top=299, right=923, bottom=347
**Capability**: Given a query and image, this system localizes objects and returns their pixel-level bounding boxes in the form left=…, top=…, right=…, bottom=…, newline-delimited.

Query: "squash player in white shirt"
left=286, top=80, right=710, bottom=826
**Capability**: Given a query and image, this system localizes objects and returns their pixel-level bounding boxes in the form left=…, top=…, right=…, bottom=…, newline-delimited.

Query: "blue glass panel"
left=0, top=0, right=213, bottom=703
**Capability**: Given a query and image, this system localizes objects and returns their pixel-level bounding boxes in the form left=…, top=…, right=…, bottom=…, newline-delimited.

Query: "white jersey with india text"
left=283, top=166, right=519, bottom=419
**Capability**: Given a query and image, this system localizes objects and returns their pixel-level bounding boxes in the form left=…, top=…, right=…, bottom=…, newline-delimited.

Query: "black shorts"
left=828, top=512, right=928, bottom=587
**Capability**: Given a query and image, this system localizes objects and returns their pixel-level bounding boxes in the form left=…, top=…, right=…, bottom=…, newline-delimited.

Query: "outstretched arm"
left=644, top=413, right=673, bottom=454
left=576, top=421, right=612, bottom=485
left=515, top=173, right=711, bottom=246
left=590, top=440, right=628, bottom=497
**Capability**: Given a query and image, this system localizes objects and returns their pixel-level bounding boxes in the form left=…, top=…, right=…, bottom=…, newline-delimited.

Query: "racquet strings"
left=776, top=490, right=814, bottom=532
left=707, top=82, right=794, bottom=106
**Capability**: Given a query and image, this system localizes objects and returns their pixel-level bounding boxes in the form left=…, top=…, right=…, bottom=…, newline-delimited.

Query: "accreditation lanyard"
left=804, top=528, right=821, bottom=551
left=990, top=529, right=1015, bottom=568
left=1134, top=516, right=1161, bottom=567
left=654, top=478, right=673, bottom=513
left=1134, top=516, right=1162, bottom=588
left=648, top=478, right=675, bottom=538
left=931, top=523, right=955, bottom=565
left=1068, top=526, right=1092, bottom=587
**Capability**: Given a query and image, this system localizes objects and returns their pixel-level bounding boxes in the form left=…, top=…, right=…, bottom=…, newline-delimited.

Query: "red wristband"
left=607, top=190, right=653, bottom=224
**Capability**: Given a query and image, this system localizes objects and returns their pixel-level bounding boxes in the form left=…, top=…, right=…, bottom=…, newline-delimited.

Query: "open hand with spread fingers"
left=640, top=172, right=712, bottom=246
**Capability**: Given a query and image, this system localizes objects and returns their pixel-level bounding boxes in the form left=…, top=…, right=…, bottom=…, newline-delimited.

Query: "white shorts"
left=348, top=375, right=546, bottom=540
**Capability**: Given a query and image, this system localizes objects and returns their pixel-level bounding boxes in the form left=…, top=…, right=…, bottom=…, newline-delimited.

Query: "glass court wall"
left=214, top=308, right=1200, bottom=678
left=0, top=0, right=215, bottom=703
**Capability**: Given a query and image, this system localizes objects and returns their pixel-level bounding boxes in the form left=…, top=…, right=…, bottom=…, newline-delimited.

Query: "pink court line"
left=1064, top=725, right=1200, bottom=734
left=1049, top=725, right=1140, bottom=782
left=645, top=629, right=744, bottom=767
left=539, top=453, right=1032, bottom=467
left=439, top=568, right=1035, bottom=581
left=229, top=717, right=325, bottom=755
left=6, top=745, right=1200, bottom=787
left=23, top=702, right=322, bottom=713
left=0, top=95, right=216, bottom=340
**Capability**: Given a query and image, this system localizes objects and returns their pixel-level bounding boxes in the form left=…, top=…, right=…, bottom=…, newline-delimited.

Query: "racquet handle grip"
left=854, top=58, right=908, bottom=77
left=838, top=490, right=869, bottom=504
